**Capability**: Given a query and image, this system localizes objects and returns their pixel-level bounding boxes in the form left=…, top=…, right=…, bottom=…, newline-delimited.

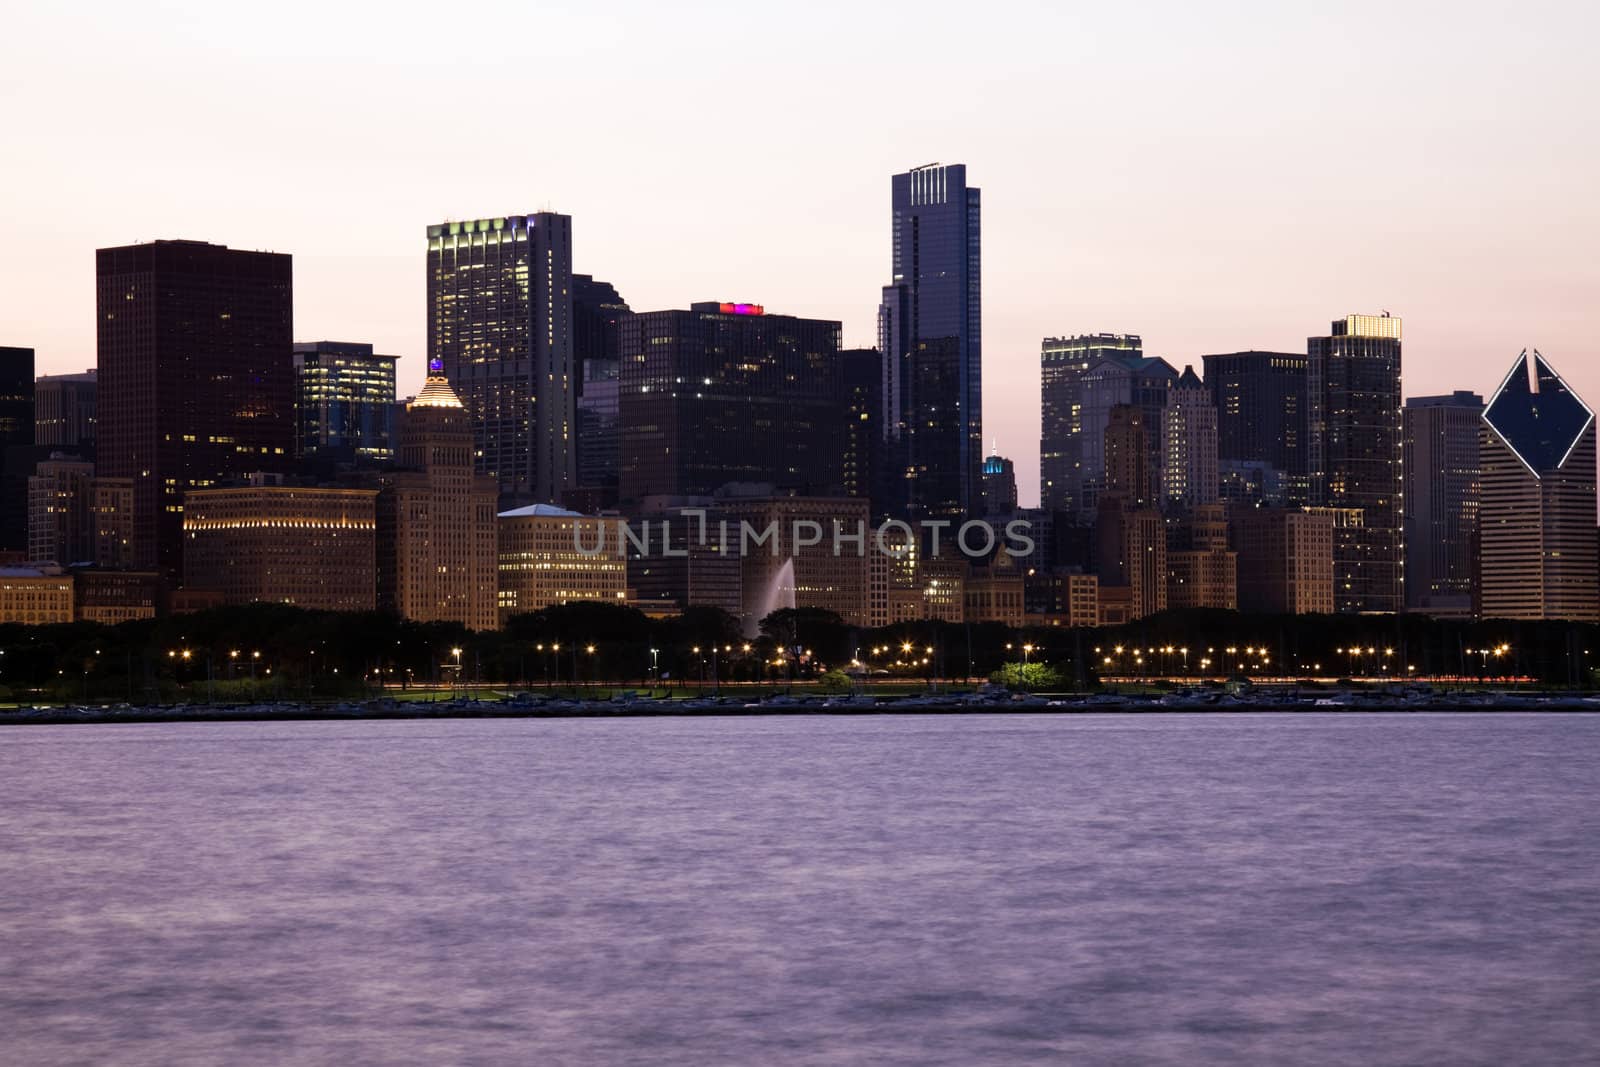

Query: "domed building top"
left=411, top=358, right=464, bottom=409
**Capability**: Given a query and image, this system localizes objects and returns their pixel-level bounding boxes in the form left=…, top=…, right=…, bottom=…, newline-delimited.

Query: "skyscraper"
left=617, top=302, right=842, bottom=502
left=292, top=341, right=398, bottom=465
left=1040, top=333, right=1142, bottom=514
left=426, top=214, right=574, bottom=504
left=1307, top=314, right=1404, bottom=614
left=377, top=368, right=499, bottom=631
left=1478, top=351, right=1598, bottom=622
left=0, top=347, right=33, bottom=446
left=879, top=163, right=982, bottom=521
left=981, top=449, right=1017, bottom=516
left=839, top=348, right=884, bottom=505
left=1403, top=392, right=1483, bottom=617
left=1160, top=366, right=1219, bottom=510
left=96, top=240, right=294, bottom=574
left=1200, top=350, right=1308, bottom=501
left=570, top=274, right=629, bottom=508
left=0, top=346, right=38, bottom=553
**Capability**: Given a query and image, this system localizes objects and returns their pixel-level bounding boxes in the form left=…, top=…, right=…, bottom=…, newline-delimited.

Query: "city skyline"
left=5, top=2, right=1598, bottom=508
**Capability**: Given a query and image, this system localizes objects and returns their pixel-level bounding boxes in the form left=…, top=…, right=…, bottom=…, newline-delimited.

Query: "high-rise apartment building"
left=427, top=214, right=574, bottom=504
left=377, top=371, right=499, bottom=631
left=880, top=163, right=982, bottom=521
left=96, top=240, right=294, bottom=574
left=1307, top=314, right=1404, bottom=613
left=1478, top=351, right=1598, bottom=621
left=1040, top=333, right=1143, bottom=514
left=1403, top=392, right=1483, bottom=617
left=293, top=341, right=398, bottom=465
left=33, top=370, right=97, bottom=447
left=183, top=480, right=378, bottom=611
left=617, top=303, right=842, bottom=502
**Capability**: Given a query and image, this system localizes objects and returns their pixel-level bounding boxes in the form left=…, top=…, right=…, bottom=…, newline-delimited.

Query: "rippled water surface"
left=1, top=713, right=1597, bottom=1065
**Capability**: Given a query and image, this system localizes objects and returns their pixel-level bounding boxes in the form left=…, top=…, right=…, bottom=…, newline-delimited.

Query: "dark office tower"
left=573, top=357, right=620, bottom=509
left=0, top=347, right=37, bottom=553
left=34, top=370, right=97, bottom=447
left=1404, top=392, right=1483, bottom=618
left=571, top=275, right=629, bottom=367
left=617, top=302, right=841, bottom=502
left=570, top=275, right=629, bottom=510
left=1306, top=314, right=1404, bottom=614
left=426, top=214, right=574, bottom=505
left=96, top=241, right=293, bottom=574
left=1040, top=334, right=1143, bottom=514
left=981, top=449, right=1017, bottom=516
left=1479, top=351, right=1598, bottom=622
left=0, top=347, right=33, bottom=445
left=1200, top=351, right=1308, bottom=493
left=292, top=342, right=398, bottom=465
left=839, top=348, right=884, bottom=505
left=879, top=163, right=982, bottom=522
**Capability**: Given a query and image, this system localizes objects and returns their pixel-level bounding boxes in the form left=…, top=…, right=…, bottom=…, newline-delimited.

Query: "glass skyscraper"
left=426, top=214, right=574, bottom=505
left=293, top=341, right=397, bottom=465
left=1307, top=314, right=1404, bottom=614
left=879, top=163, right=981, bottom=522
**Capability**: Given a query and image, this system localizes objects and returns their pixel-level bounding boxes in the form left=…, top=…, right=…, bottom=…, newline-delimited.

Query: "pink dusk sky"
left=3, top=1, right=1596, bottom=506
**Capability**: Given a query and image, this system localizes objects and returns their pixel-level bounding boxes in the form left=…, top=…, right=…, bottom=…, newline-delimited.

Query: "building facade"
left=34, top=370, right=96, bottom=448
left=27, top=456, right=95, bottom=565
left=880, top=163, right=982, bottom=521
left=427, top=214, right=574, bottom=504
left=96, top=240, right=294, bottom=575
left=293, top=341, right=398, bottom=465
left=617, top=303, right=842, bottom=502
left=183, top=481, right=378, bottom=611
left=1478, top=351, right=1598, bottom=621
left=1307, top=314, right=1404, bottom=614
left=1233, top=508, right=1335, bottom=615
left=1403, top=392, right=1483, bottom=617
left=0, top=566, right=73, bottom=625
left=496, top=504, right=629, bottom=625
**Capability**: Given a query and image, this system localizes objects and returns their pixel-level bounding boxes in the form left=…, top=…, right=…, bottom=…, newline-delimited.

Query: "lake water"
left=1, top=713, right=1597, bottom=1065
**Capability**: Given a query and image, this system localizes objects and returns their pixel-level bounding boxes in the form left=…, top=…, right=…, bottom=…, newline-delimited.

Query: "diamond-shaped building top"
left=1482, top=350, right=1594, bottom=476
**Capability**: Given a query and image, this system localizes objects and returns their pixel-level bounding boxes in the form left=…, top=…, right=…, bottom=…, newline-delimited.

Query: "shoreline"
left=3, top=694, right=1598, bottom=726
